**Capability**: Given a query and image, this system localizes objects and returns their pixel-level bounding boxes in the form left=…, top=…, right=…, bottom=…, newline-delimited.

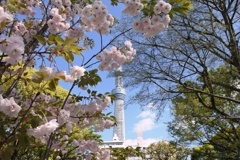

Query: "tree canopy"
left=118, top=0, right=240, bottom=158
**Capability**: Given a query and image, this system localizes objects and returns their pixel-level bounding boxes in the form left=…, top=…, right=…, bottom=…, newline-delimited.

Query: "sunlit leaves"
left=110, top=146, right=144, bottom=159
left=5, top=0, right=26, bottom=13
left=48, top=79, right=59, bottom=91
left=46, top=34, right=83, bottom=64
left=111, top=0, right=119, bottom=6
left=169, top=0, right=193, bottom=18
left=78, top=69, right=102, bottom=87
left=33, top=35, right=46, bottom=46
left=48, top=34, right=55, bottom=45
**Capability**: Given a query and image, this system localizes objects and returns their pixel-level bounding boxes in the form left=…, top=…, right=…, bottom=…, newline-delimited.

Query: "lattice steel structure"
left=111, top=67, right=125, bottom=142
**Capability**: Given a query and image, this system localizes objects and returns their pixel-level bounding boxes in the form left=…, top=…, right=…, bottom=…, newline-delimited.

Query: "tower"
left=137, top=128, right=143, bottom=147
left=112, top=67, right=125, bottom=142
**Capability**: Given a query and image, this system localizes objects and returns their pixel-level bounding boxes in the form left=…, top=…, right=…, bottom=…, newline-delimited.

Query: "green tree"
left=145, top=140, right=190, bottom=160
left=115, top=0, right=240, bottom=158
left=168, top=66, right=240, bottom=159
left=191, top=144, right=218, bottom=160
left=109, top=146, right=143, bottom=160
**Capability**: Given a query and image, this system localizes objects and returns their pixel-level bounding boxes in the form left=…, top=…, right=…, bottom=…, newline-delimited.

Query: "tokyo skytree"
left=111, top=67, right=125, bottom=142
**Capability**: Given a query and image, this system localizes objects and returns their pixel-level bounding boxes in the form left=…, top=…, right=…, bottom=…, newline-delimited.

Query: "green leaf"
left=91, top=90, right=97, bottom=96
left=32, top=77, right=44, bottom=83
left=62, top=51, right=74, bottom=64
left=48, top=34, right=55, bottom=45
left=54, top=74, right=66, bottom=81
left=48, top=79, right=58, bottom=91
left=111, top=0, right=118, bottom=6
left=63, top=38, right=76, bottom=45
left=54, top=35, right=64, bottom=46
left=33, top=35, right=46, bottom=46
left=87, top=89, right=91, bottom=94
left=18, top=134, right=29, bottom=149
left=18, top=2, right=27, bottom=9
left=23, top=72, right=28, bottom=76
left=89, top=69, right=98, bottom=74
left=0, top=22, right=7, bottom=29
left=34, top=71, right=48, bottom=78
left=67, top=45, right=83, bottom=56
left=6, top=3, right=16, bottom=12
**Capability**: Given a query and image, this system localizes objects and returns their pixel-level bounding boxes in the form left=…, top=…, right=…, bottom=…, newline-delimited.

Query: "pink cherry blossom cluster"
left=48, top=8, right=70, bottom=34
left=20, top=93, right=114, bottom=159
left=0, top=35, right=24, bottom=65
left=94, top=118, right=115, bottom=131
left=122, top=0, right=172, bottom=38
left=18, top=4, right=37, bottom=16
left=26, top=19, right=43, bottom=42
left=57, top=109, right=70, bottom=125
left=27, top=119, right=59, bottom=143
left=51, top=0, right=71, bottom=8
left=121, top=0, right=144, bottom=16
left=79, top=0, right=114, bottom=34
left=17, top=0, right=42, bottom=16
left=0, top=6, right=13, bottom=25
left=154, top=0, right=172, bottom=14
left=133, top=15, right=171, bottom=38
left=77, top=96, right=111, bottom=115
left=0, top=94, right=22, bottom=117
left=65, top=27, right=85, bottom=40
left=97, top=40, right=136, bottom=71
left=69, top=65, right=86, bottom=80
left=12, top=21, right=27, bottom=36
left=97, top=150, right=111, bottom=160
left=23, top=0, right=41, bottom=7
left=37, top=65, right=85, bottom=82
left=11, top=18, right=43, bottom=43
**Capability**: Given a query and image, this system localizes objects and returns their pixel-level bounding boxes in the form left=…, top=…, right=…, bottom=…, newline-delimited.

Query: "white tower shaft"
left=112, top=67, right=125, bottom=142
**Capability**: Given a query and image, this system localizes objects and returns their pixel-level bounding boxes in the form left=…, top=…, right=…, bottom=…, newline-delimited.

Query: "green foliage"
left=169, top=0, right=193, bottom=18
left=111, top=0, right=119, bottom=6
left=146, top=140, right=190, bottom=160
left=139, top=0, right=193, bottom=18
left=192, top=144, right=218, bottom=160
left=110, top=146, right=144, bottom=160
left=5, top=0, right=27, bottom=13
left=1, top=65, right=68, bottom=100
left=47, top=34, right=83, bottom=64
left=78, top=69, right=102, bottom=87
left=169, top=66, right=240, bottom=159
left=33, top=35, right=46, bottom=46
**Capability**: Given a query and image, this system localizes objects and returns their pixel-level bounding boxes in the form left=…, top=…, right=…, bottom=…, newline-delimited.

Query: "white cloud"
left=137, top=110, right=155, bottom=119
left=124, top=138, right=159, bottom=147
left=134, top=109, right=158, bottom=132
left=146, top=103, right=156, bottom=109
left=134, top=118, right=157, bottom=132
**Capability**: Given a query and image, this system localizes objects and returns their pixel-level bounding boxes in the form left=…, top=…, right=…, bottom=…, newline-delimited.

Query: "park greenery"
left=0, top=0, right=193, bottom=159
left=119, top=0, right=240, bottom=159
left=146, top=140, right=190, bottom=160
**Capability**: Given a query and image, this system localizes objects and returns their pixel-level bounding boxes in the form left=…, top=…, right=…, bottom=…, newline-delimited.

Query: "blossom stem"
left=61, top=80, right=76, bottom=109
